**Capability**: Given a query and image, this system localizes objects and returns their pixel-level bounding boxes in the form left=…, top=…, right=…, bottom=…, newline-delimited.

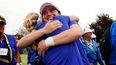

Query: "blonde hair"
left=23, top=12, right=39, bottom=32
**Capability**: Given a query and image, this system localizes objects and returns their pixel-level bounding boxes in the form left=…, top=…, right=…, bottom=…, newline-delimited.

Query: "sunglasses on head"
left=0, top=21, right=6, bottom=26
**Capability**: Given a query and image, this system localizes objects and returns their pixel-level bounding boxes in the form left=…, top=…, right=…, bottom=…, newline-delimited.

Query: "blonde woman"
left=18, top=12, right=39, bottom=35
left=18, top=12, right=39, bottom=65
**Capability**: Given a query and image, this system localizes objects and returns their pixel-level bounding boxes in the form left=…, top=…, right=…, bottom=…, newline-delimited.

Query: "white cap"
left=83, top=26, right=94, bottom=34
left=91, top=33, right=96, bottom=38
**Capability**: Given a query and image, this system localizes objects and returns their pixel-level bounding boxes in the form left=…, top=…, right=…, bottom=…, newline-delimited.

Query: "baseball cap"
left=0, top=18, right=6, bottom=25
left=83, top=27, right=94, bottom=34
left=40, top=2, right=60, bottom=15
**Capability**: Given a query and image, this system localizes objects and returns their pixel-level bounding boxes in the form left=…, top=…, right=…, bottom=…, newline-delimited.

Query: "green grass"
left=21, top=54, right=27, bottom=65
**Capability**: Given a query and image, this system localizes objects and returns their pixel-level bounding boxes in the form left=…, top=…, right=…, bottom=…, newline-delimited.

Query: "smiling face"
left=42, top=6, right=60, bottom=22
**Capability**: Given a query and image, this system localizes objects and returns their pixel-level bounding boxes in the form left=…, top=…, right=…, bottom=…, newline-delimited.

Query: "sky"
left=0, top=0, right=116, bottom=34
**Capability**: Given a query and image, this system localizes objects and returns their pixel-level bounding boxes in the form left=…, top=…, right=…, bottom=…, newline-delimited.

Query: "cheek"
left=0, top=28, right=4, bottom=32
left=43, top=15, right=54, bottom=20
left=89, top=33, right=92, bottom=36
left=52, top=12, right=59, bottom=17
left=42, top=16, right=47, bottom=19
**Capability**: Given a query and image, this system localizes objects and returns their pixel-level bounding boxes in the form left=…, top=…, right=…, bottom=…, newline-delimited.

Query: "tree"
left=89, top=13, right=113, bottom=42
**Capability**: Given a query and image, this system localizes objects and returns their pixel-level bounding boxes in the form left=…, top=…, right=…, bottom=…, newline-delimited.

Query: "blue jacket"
left=27, top=48, right=38, bottom=64
left=0, top=34, right=17, bottom=65
left=81, top=38, right=104, bottom=65
left=110, top=21, right=116, bottom=64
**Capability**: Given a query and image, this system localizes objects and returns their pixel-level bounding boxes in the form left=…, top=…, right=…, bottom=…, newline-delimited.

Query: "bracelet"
left=45, top=37, right=55, bottom=47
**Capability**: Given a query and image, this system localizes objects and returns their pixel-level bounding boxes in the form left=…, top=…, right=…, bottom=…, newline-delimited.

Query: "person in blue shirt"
left=17, top=2, right=90, bottom=65
left=17, top=12, right=39, bottom=65
left=81, top=27, right=104, bottom=65
left=37, top=2, right=90, bottom=65
left=0, top=15, right=20, bottom=65
left=109, top=20, right=116, bottom=65
left=14, top=34, right=23, bottom=65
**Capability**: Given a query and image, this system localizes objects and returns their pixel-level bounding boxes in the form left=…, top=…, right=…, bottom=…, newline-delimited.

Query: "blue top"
left=0, top=34, right=17, bottom=65
left=35, top=15, right=90, bottom=65
left=27, top=48, right=38, bottom=64
left=110, top=21, right=116, bottom=64
left=81, top=38, right=104, bottom=65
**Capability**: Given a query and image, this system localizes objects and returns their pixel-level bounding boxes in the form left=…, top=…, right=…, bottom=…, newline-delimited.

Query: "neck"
left=0, top=33, right=4, bottom=40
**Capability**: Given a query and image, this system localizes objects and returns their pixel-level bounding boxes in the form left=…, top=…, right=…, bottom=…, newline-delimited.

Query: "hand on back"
left=43, top=20, right=62, bottom=34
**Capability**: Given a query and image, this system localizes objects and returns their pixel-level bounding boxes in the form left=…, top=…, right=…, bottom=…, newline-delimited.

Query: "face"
left=0, top=22, right=5, bottom=35
left=42, top=6, right=60, bottom=21
left=84, top=32, right=92, bottom=38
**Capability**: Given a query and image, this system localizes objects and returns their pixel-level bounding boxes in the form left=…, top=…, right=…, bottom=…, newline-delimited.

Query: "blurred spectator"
left=81, top=27, right=104, bottom=65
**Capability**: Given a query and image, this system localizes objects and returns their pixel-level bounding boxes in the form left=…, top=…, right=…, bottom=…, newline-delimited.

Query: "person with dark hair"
left=17, top=2, right=90, bottom=65
left=14, top=33, right=23, bottom=65
left=36, top=3, right=90, bottom=65
left=0, top=15, right=20, bottom=65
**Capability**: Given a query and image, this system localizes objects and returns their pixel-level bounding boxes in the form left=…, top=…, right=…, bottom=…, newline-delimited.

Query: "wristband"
left=45, top=37, right=55, bottom=47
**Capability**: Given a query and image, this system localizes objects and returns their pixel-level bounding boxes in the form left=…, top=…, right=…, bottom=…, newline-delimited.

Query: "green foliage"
left=89, top=13, right=113, bottom=42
